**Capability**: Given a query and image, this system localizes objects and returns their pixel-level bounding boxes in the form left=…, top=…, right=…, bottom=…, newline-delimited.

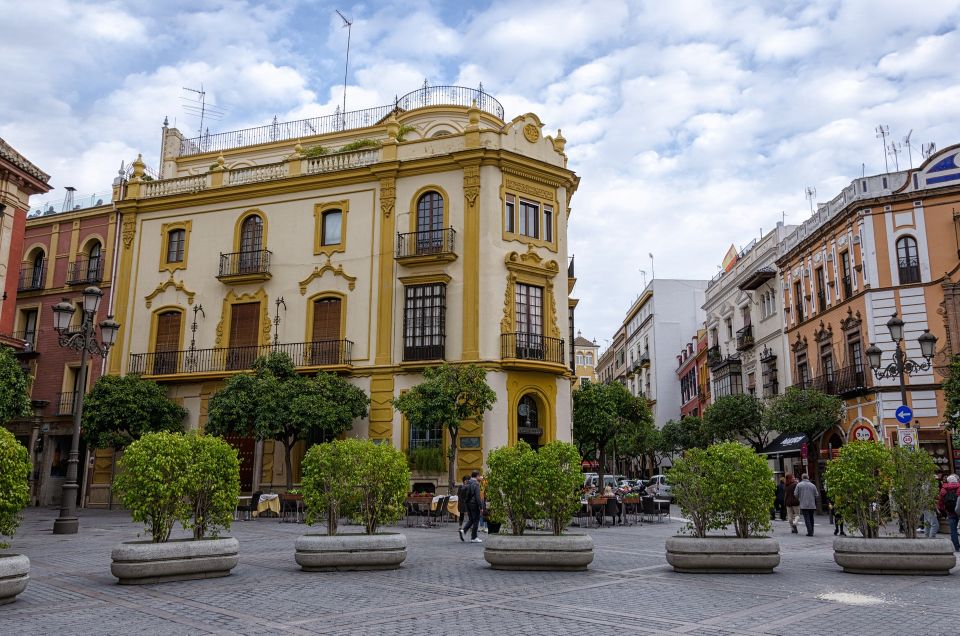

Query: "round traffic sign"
left=895, top=405, right=913, bottom=424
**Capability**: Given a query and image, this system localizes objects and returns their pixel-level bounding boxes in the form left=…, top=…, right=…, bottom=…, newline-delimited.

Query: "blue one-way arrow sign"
left=895, top=405, right=913, bottom=424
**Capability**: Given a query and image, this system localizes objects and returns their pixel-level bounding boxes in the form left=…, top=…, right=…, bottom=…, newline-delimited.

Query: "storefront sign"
left=518, top=426, right=543, bottom=437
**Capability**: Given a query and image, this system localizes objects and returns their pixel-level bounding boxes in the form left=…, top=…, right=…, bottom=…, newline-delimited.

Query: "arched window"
left=153, top=309, right=182, bottom=374
left=238, top=215, right=264, bottom=273
left=86, top=240, right=102, bottom=280
left=310, top=297, right=342, bottom=365
left=896, top=235, right=920, bottom=284
left=29, top=250, right=45, bottom=289
left=517, top=394, right=541, bottom=450
left=415, top=191, right=444, bottom=254
left=585, top=352, right=593, bottom=366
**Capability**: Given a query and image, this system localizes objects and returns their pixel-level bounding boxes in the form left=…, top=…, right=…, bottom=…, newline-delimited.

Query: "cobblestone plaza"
left=2, top=508, right=957, bottom=635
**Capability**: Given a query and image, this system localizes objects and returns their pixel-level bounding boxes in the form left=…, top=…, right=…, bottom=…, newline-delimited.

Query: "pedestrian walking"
left=459, top=470, right=483, bottom=544
left=773, top=477, right=786, bottom=521
left=456, top=476, right=470, bottom=537
left=937, top=474, right=960, bottom=551
left=795, top=473, right=820, bottom=536
left=784, top=474, right=801, bottom=534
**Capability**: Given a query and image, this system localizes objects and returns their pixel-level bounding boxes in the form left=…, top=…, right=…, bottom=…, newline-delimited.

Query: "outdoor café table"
left=432, top=495, right=459, bottom=520
left=587, top=497, right=607, bottom=528
left=234, top=495, right=252, bottom=521
left=405, top=496, right=432, bottom=527
left=256, top=493, right=280, bottom=517
left=622, top=497, right=641, bottom=525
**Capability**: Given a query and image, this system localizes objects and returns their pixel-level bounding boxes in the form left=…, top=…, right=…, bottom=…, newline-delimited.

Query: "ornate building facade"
left=107, top=86, right=579, bottom=492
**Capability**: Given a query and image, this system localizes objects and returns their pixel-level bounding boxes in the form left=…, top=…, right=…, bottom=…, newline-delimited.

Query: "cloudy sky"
left=3, top=0, right=960, bottom=344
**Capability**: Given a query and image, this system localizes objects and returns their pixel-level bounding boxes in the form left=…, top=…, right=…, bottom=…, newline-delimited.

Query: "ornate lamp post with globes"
left=865, top=312, right=937, bottom=425
left=50, top=286, right=120, bottom=535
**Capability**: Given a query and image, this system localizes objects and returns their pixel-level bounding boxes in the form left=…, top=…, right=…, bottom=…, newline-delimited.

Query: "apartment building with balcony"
left=777, top=144, right=960, bottom=477
left=676, top=329, right=709, bottom=418
left=5, top=200, right=117, bottom=507
left=703, top=223, right=794, bottom=403
left=573, top=331, right=598, bottom=387
left=108, top=86, right=579, bottom=492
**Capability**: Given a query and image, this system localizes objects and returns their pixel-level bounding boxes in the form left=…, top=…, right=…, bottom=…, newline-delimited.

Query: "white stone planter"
left=295, top=533, right=407, bottom=571
left=665, top=536, right=780, bottom=573
left=483, top=534, right=594, bottom=571
left=111, top=537, right=239, bottom=584
left=833, top=536, right=957, bottom=575
left=0, top=554, right=30, bottom=604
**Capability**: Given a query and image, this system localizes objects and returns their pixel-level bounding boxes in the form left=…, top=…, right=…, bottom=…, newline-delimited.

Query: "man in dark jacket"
left=773, top=477, right=786, bottom=521
left=460, top=470, right=483, bottom=543
left=785, top=474, right=800, bottom=534
left=456, top=476, right=470, bottom=539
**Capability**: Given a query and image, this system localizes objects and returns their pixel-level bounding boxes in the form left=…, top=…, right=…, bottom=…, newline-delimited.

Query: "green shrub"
left=824, top=441, right=893, bottom=538
left=485, top=441, right=538, bottom=535
left=407, top=446, right=445, bottom=473
left=302, top=145, right=329, bottom=158
left=532, top=441, right=584, bottom=536
left=890, top=446, right=938, bottom=539
left=353, top=441, right=410, bottom=534
left=395, top=124, right=416, bottom=142
left=301, top=440, right=358, bottom=535
left=0, top=429, right=30, bottom=549
left=114, top=432, right=191, bottom=543
left=338, top=138, right=381, bottom=152
left=183, top=434, right=240, bottom=540
left=671, top=442, right=774, bottom=538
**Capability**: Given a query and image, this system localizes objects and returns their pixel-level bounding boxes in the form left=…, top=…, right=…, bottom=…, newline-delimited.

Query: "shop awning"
left=761, top=433, right=808, bottom=456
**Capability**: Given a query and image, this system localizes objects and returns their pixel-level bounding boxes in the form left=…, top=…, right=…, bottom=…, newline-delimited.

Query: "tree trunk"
left=448, top=429, right=458, bottom=495
left=597, top=446, right=607, bottom=492
left=283, top=438, right=295, bottom=490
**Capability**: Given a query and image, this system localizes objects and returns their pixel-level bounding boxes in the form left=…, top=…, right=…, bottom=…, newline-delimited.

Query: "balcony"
left=791, top=366, right=867, bottom=397
left=217, top=249, right=272, bottom=284
left=395, top=228, right=457, bottom=265
left=67, top=257, right=104, bottom=285
left=17, top=266, right=44, bottom=292
left=898, top=257, right=921, bottom=284
left=129, top=340, right=353, bottom=376
left=841, top=275, right=852, bottom=299
left=11, top=329, right=38, bottom=349
left=639, top=348, right=651, bottom=367
left=500, top=333, right=566, bottom=370
left=57, top=391, right=78, bottom=416
left=706, top=345, right=722, bottom=367
left=735, top=325, right=754, bottom=351
left=403, top=337, right=446, bottom=363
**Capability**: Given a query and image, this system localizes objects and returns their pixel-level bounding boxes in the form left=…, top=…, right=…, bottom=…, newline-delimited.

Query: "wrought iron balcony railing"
left=736, top=325, right=754, bottom=351
left=403, top=337, right=446, bottom=362
left=67, top=257, right=104, bottom=285
left=129, top=340, right=354, bottom=376
left=218, top=249, right=272, bottom=279
left=11, top=329, right=38, bottom=348
left=57, top=391, right=78, bottom=416
left=18, top=266, right=44, bottom=291
left=791, top=365, right=866, bottom=396
left=500, top=333, right=565, bottom=365
left=898, top=257, right=921, bottom=284
left=396, top=228, right=456, bottom=259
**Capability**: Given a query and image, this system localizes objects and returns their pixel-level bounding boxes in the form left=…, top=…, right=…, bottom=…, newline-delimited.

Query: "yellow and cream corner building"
left=106, top=86, right=579, bottom=493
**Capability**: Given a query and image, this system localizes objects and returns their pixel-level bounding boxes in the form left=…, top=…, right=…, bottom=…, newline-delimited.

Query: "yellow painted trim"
left=501, top=247, right=562, bottom=338
left=78, top=233, right=106, bottom=258
left=375, top=174, right=397, bottom=365
left=231, top=209, right=268, bottom=253
left=45, top=225, right=59, bottom=289
left=103, top=214, right=116, bottom=284
left=313, top=199, right=349, bottom=256
left=60, top=360, right=93, bottom=394
left=298, top=256, right=357, bottom=294
left=303, top=291, right=347, bottom=342
left=144, top=274, right=197, bottom=308
left=368, top=372, right=395, bottom=441
left=506, top=371, right=557, bottom=446
left=14, top=303, right=42, bottom=335
left=406, top=184, right=451, bottom=233
left=147, top=305, right=187, bottom=354
left=68, top=220, right=81, bottom=265
left=397, top=272, right=452, bottom=286
left=461, top=163, right=480, bottom=360
left=21, top=242, right=47, bottom=268
left=500, top=174, right=559, bottom=252
left=215, top=287, right=271, bottom=348
left=159, top=220, right=192, bottom=273
left=109, top=211, right=137, bottom=374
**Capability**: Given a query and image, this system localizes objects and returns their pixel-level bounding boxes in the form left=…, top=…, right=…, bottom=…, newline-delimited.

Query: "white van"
left=647, top=474, right=672, bottom=499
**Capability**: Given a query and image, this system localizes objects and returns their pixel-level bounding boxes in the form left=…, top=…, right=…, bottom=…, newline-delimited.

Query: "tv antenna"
left=182, top=84, right=226, bottom=139
left=875, top=124, right=890, bottom=172
left=887, top=141, right=901, bottom=172
left=903, top=129, right=914, bottom=168
left=638, top=269, right=647, bottom=288
left=805, top=186, right=817, bottom=214
left=335, top=9, right=353, bottom=130
left=922, top=142, right=937, bottom=159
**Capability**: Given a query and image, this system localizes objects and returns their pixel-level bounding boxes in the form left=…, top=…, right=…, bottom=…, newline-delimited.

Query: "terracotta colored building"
left=677, top=329, right=709, bottom=418
left=777, top=144, right=960, bottom=478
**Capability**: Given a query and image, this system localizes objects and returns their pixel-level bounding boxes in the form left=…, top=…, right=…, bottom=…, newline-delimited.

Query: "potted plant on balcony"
left=827, top=441, right=956, bottom=575
left=666, top=442, right=780, bottom=573
left=110, top=432, right=241, bottom=584
left=0, top=427, right=31, bottom=604
left=483, top=440, right=594, bottom=571
left=296, top=438, right=411, bottom=571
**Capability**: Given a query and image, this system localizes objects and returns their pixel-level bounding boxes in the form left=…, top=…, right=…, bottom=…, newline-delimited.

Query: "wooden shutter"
left=227, top=302, right=260, bottom=370
left=311, top=298, right=341, bottom=364
left=154, top=311, right=181, bottom=374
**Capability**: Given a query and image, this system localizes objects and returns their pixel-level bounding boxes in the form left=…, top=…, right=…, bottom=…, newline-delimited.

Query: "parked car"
left=647, top=474, right=672, bottom=499
left=582, top=473, right=620, bottom=491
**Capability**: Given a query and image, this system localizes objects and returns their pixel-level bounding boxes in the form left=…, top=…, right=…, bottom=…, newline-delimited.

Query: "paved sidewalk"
left=1, top=508, right=956, bottom=635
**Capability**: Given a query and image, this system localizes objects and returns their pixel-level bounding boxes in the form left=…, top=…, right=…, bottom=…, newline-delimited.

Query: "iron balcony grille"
left=17, top=266, right=44, bottom=291
left=57, top=391, right=78, bottom=416
left=11, top=329, right=38, bottom=347
left=706, top=345, right=722, bottom=366
left=129, top=340, right=354, bottom=375
left=791, top=366, right=865, bottom=396
left=500, top=333, right=565, bottom=365
left=218, top=249, right=272, bottom=277
left=179, top=85, right=504, bottom=156
left=736, top=325, right=754, bottom=351
left=67, top=257, right=104, bottom=285
left=396, top=228, right=456, bottom=258
left=403, top=339, right=446, bottom=362
left=898, top=257, right=921, bottom=284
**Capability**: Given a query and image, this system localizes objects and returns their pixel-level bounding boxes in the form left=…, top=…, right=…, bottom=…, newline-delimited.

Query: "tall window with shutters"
left=896, top=235, right=921, bottom=284
left=415, top=191, right=444, bottom=254
left=238, top=215, right=264, bottom=273
left=403, top=283, right=446, bottom=361
left=515, top=283, right=544, bottom=358
left=153, top=310, right=182, bottom=374
left=227, top=302, right=261, bottom=370
left=310, top=297, right=342, bottom=365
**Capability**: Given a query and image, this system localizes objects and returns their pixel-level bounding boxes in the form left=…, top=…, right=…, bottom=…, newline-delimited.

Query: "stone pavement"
left=1, top=507, right=957, bottom=635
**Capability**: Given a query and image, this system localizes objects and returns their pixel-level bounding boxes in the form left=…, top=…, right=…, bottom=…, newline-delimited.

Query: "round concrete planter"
left=833, top=536, right=957, bottom=575
left=0, top=554, right=30, bottom=605
left=665, top=536, right=780, bottom=573
left=483, top=534, right=594, bottom=571
left=295, top=533, right=407, bottom=571
left=111, top=537, right=239, bottom=585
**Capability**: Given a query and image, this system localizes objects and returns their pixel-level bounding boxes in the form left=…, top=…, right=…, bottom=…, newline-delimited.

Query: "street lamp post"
left=51, top=286, right=120, bottom=535
left=865, top=312, right=937, bottom=428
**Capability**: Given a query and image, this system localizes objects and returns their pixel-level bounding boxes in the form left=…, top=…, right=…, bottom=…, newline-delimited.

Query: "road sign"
left=800, top=442, right=808, bottom=459
left=898, top=428, right=916, bottom=448
left=895, top=405, right=913, bottom=424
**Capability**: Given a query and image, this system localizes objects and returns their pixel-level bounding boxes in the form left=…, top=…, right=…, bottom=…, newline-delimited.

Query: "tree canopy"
left=763, top=386, right=842, bottom=443
left=82, top=374, right=186, bottom=449
left=702, top=393, right=770, bottom=450
left=572, top=381, right=652, bottom=487
left=0, top=347, right=31, bottom=424
left=659, top=415, right=708, bottom=455
left=942, top=355, right=960, bottom=433
left=392, top=363, right=496, bottom=493
left=206, top=352, right=369, bottom=489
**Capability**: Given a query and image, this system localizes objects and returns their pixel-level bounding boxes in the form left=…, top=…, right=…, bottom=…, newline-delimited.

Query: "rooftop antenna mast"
left=903, top=129, right=914, bottom=168
left=805, top=186, right=817, bottom=215
left=887, top=140, right=901, bottom=172
left=875, top=124, right=890, bottom=173
left=182, top=84, right=226, bottom=142
left=922, top=142, right=937, bottom=159
left=336, top=9, right=353, bottom=130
